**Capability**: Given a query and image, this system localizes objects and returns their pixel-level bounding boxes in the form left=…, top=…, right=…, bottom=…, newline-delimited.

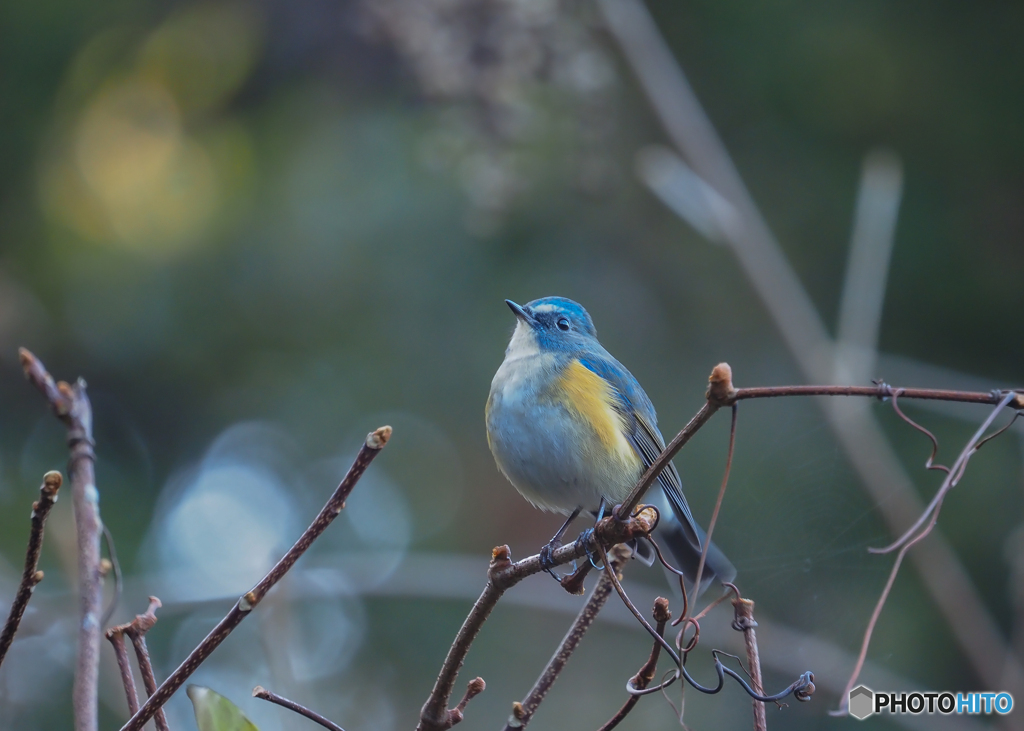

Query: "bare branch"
left=418, top=568, right=500, bottom=731
left=503, top=545, right=631, bottom=731
left=119, top=426, right=392, bottom=731
left=595, top=539, right=813, bottom=705
left=418, top=509, right=659, bottom=731
left=732, top=598, right=768, bottom=731
left=105, top=631, right=140, bottom=717
left=20, top=349, right=102, bottom=731
left=730, top=383, right=1024, bottom=408
left=125, top=598, right=168, bottom=731
left=253, top=685, right=348, bottom=731
left=449, top=678, right=487, bottom=727
left=870, top=392, right=1018, bottom=556
left=107, top=597, right=165, bottom=728
left=835, top=393, right=1016, bottom=714
left=0, top=471, right=62, bottom=669
left=597, top=597, right=672, bottom=731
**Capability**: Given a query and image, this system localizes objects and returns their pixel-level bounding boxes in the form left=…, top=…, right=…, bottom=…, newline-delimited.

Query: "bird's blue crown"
left=518, top=296, right=597, bottom=339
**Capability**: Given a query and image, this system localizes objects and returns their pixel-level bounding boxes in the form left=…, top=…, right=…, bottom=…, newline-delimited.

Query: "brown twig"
left=126, top=598, right=169, bottom=731
left=503, top=545, right=631, bottom=731
left=417, top=559, right=502, bottom=731
left=449, top=678, right=487, bottom=728
left=834, top=393, right=1017, bottom=715
left=119, top=426, right=392, bottom=731
left=107, top=632, right=140, bottom=717
left=253, top=685, right=348, bottom=731
left=596, top=538, right=813, bottom=706
left=0, top=470, right=62, bottom=669
left=871, top=392, right=1019, bottom=556
left=106, top=597, right=165, bottom=727
left=733, top=598, right=767, bottom=731
left=597, top=597, right=672, bottom=731
left=730, top=383, right=1024, bottom=408
left=692, top=402, right=737, bottom=597
left=20, top=349, right=102, bottom=731
left=417, top=508, right=659, bottom=731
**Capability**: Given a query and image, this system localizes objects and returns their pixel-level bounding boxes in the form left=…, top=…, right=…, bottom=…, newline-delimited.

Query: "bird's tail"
left=655, top=515, right=736, bottom=598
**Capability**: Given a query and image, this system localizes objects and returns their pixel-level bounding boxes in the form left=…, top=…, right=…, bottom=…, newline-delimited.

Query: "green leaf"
left=187, top=685, right=260, bottom=731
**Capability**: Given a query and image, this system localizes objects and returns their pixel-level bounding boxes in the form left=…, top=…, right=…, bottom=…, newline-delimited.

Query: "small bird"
left=486, top=296, right=735, bottom=596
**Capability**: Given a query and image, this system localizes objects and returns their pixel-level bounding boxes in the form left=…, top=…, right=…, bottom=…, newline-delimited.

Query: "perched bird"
left=486, top=296, right=735, bottom=596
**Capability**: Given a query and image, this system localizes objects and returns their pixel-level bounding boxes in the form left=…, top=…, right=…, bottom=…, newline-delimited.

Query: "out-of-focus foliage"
left=188, top=685, right=260, bottom=731
left=0, top=0, right=1022, bottom=730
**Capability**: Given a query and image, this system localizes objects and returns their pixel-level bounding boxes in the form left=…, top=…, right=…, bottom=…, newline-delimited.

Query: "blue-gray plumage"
left=486, top=296, right=735, bottom=595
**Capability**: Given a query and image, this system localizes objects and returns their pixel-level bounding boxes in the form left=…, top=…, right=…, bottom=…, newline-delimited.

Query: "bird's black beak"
left=506, top=299, right=537, bottom=326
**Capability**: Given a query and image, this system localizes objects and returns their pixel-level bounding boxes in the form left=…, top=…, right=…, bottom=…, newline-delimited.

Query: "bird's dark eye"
left=556, top=317, right=571, bottom=331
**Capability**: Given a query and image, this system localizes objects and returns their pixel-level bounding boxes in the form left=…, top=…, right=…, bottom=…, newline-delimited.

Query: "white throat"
left=504, top=320, right=541, bottom=362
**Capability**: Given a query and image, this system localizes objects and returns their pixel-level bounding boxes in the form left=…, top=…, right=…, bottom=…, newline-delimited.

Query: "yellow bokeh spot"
left=37, top=3, right=261, bottom=258
left=71, top=79, right=217, bottom=254
left=138, top=3, right=261, bottom=115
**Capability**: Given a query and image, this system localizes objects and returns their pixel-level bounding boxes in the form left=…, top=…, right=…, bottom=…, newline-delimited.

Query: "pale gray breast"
left=486, top=352, right=630, bottom=513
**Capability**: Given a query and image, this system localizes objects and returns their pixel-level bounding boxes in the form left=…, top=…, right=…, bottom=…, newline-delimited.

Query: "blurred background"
left=1, top=1, right=1022, bottom=729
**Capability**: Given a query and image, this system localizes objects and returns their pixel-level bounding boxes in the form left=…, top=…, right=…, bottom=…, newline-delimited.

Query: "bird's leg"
left=575, top=498, right=607, bottom=570
left=540, top=506, right=581, bottom=580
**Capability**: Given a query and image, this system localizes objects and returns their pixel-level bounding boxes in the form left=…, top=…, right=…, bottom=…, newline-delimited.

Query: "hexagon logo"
left=849, top=685, right=874, bottom=720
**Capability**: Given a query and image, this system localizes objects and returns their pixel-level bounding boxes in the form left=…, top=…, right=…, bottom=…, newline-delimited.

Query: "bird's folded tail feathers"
left=652, top=515, right=736, bottom=598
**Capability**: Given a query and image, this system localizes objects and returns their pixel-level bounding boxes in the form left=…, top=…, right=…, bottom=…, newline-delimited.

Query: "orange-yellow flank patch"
left=555, top=359, right=637, bottom=467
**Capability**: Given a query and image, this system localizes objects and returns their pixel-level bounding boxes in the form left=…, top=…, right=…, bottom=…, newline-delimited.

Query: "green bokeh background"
left=1, top=1, right=1022, bottom=729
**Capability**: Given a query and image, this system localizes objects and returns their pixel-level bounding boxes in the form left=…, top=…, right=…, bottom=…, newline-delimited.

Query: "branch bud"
left=706, top=362, right=737, bottom=405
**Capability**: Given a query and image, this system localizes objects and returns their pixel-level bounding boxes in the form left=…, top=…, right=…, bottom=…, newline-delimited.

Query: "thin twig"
left=449, top=678, right=487, bottom=727
left=119, top=426, right=392, bottom=731
left=833, top=499, right=952, bottom=719
left=689, top=589, right=731, bottom=623
left=418, top=567, right=501, bottom=731
left=106, top=632, right=140, bottom=717
left=253, top=685, right=348, bottom=731
left=834, top=393, right=1016, bottom=714
left=888, top=391, right=950, bottom=475
left=0, top=471, right=62, bottom=669
left=597, top=597, right=672, bottom=731
left=503, top=546, right=631, bottom=731
left=417, top=508, right=659, bottom=731
left=871, top=392, right=1018, bottom=555
left=595, top=539, right=813, bottom=704
left=107, top=597, right=165, bottom=728
left=692, top=403, right=737, bottom=597
left=732, top=598, right=768, bottom=731
left=124, top=598, right=169, bottom=731
left=20, top=349, right=102, bottom=731
left=730, top=384, right=1023, bottom=408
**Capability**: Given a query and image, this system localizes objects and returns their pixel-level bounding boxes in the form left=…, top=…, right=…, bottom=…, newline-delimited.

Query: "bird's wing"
left=578, top=353, right=702, bottom=552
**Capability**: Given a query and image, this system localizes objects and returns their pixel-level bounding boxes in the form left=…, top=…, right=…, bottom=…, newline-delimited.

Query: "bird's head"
left=504, top=296, right=598, bottom=356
